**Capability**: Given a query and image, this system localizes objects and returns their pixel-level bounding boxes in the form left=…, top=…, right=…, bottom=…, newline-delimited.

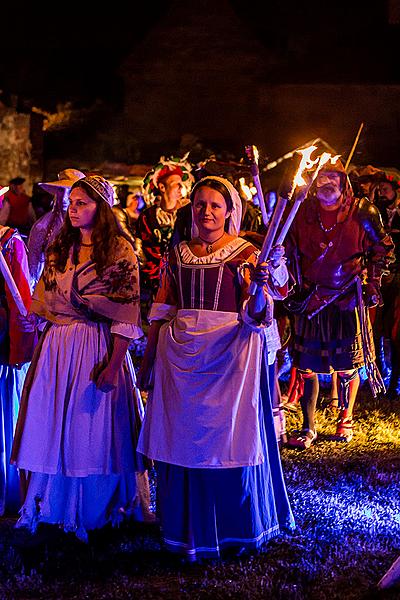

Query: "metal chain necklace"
left=317, top=211, right=338, bottom=233
left=198, top=231, right=226, bottom=254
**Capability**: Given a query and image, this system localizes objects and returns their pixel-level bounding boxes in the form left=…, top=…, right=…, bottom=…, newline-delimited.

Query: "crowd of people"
left=0, top=151, right=398, bottom=566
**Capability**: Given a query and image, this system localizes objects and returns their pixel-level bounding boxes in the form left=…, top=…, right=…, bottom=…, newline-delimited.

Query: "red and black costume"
left=285, top=161, right=394, bottom=444
left=286, top=195, right=393, bottom=372
left=136, top=205, right=179, bottom=296
left=0, top=226, right=36, bottom=514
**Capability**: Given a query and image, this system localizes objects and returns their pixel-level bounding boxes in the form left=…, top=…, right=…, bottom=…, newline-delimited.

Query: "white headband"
left=190, top=176, right=242, bottom=238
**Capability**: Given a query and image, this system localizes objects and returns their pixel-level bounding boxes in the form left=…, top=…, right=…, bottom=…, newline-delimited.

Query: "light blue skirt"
left=155, top=353, right=295, bottom=561
left=0, top=363, right=29, bottom=515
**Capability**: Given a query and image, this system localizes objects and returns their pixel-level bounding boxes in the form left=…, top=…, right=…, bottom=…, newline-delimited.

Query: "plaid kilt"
left=292, top=303, right=374, bottom=374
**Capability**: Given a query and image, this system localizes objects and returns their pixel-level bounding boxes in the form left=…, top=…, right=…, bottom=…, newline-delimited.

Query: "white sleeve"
left=148, top=302, right=177, bottom=323
left=110, top=321, right=144, bottom=340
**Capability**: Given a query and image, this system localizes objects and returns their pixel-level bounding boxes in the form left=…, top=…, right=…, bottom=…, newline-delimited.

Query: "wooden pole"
left=0, top=250, right=28, bottom=316
left=344, top=122, right=364, bottom=172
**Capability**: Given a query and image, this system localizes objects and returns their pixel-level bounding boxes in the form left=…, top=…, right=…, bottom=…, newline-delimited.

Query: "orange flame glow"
left=292, top=147, right=342, bottom=193
left=252, top=145, right=259, bottom=165
left=310, top=152, right=342, bottom=184
left=239, top=177, right=253, bottom=201
left=292, top=145, right=319, bottom=188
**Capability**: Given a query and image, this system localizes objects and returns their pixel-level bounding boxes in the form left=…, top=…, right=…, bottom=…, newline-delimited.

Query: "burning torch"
left=244, top=145, right=269, bottom=226
left=248, top=144, right=326, bottom=295
left=274, top=148, right=340, bottom=246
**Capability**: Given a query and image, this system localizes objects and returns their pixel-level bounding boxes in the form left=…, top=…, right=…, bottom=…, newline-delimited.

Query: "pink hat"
left=38, top=168, right=85, bottom=193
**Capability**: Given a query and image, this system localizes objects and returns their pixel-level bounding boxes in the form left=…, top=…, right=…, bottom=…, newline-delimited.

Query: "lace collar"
left=178, top=237, right=251, bottom=265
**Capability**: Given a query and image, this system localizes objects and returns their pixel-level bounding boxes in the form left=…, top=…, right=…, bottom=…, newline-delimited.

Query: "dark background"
left=1, top=1, right=399, bottom=167
left=2, top=1, right=399, bottom=109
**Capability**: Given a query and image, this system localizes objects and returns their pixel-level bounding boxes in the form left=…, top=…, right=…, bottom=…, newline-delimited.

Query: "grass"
left=1, top=386, right=400, bottom=599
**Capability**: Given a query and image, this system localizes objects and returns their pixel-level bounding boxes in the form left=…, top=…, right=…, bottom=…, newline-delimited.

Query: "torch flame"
left=310, top=152, right=342, bottom=184
left=252, top=145, right=259, bottom=165
left=291, top=147, right=342, bottom=195
left=292, top=145, right=319, bottom=188
left=239, top=177, right=253, bottom=201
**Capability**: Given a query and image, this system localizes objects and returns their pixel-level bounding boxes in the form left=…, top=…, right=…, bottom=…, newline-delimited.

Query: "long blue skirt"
left=155, top=353, right=295, bottom=561
left=0, top=363, right=29, bottom=515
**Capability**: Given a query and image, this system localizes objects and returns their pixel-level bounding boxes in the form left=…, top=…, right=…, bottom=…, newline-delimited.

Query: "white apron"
left=138, top=308, right=264, bottom=468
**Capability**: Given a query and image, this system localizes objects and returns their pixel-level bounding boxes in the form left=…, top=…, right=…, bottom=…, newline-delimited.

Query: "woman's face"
left=68, top=188, right=98, bottom=230
left=192, top=187, right=230, bottom=235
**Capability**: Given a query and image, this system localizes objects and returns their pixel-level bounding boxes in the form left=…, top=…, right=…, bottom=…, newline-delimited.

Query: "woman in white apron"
left=138, top=176, right=294, bottom=561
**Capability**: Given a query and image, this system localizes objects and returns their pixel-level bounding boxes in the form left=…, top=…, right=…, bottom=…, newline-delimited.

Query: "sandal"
left=287, top=428, right=317, bottom=449
left=321, top=396, right=339, bottom=412
left=334, top=415, right=353, bottom=442
left=284, top=400, right=300, bottom=413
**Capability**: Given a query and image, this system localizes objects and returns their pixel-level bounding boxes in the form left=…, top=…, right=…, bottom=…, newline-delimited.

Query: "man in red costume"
left=137, top=155, right=193, bottom=298
left=285, top=159, right=393, bottom=448
left=0, top=225, right=36, bottom=514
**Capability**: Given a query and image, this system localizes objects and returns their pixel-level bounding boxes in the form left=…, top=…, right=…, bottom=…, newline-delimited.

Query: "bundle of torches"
left=246, top=144, right=340, bottom=295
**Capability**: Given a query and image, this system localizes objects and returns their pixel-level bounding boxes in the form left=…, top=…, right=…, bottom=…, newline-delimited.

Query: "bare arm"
left=136, top=320, right=166, bottom=390
left=96, top=334, right=131, bottom=393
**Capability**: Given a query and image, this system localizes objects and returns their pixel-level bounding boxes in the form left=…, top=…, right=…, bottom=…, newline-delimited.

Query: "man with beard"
left=373, top=175, right=400, bottom=399
left=285, top=159, right=393, bottom=448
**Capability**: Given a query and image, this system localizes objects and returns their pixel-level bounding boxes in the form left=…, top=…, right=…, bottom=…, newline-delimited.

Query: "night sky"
left=1, top=1, right=399, bottom=112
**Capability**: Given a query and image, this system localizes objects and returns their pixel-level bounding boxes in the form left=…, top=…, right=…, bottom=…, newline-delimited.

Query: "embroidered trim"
left=213, top=265, right=224, bottom=310
left=199, top=268, right=205, bottom=310
left=174, top=245, right=185, bottom=307
left=191, top=268, right=196, bottom=309
left=178, top=238, right=251, bottom=265
left=163, top=526, right=281, bottom=555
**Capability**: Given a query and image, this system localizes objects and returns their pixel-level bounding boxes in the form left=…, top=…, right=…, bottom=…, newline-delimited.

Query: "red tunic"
left=0, top=227, right=36, bottom=365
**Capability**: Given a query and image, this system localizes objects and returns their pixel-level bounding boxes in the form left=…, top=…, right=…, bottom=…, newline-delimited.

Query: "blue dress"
left=139, top=239, right=295, bottom=560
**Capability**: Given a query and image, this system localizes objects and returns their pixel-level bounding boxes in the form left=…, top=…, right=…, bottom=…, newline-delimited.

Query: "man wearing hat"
left=0, top=177, right=35, bottom=236
left=27, top=169, right=85, bottom=288
left=349, top=165, right=386, bottom=202
left=137, top=155, right=193, bottom=297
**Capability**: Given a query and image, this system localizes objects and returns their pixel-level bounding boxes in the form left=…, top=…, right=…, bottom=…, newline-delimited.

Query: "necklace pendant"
left=206, top=244, right=213, bottom=254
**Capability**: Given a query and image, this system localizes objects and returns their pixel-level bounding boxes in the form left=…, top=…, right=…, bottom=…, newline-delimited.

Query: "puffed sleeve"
left=110, top=321, right=143, bottom=340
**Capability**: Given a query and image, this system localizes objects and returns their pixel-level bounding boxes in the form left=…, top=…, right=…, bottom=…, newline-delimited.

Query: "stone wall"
left=0, top=105, right=32, bottom=190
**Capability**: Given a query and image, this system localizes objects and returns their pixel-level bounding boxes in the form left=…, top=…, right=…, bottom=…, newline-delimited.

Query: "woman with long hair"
left=11, top=175, right=150, bottom=540
left=137, top=176, right=294, bottom=561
